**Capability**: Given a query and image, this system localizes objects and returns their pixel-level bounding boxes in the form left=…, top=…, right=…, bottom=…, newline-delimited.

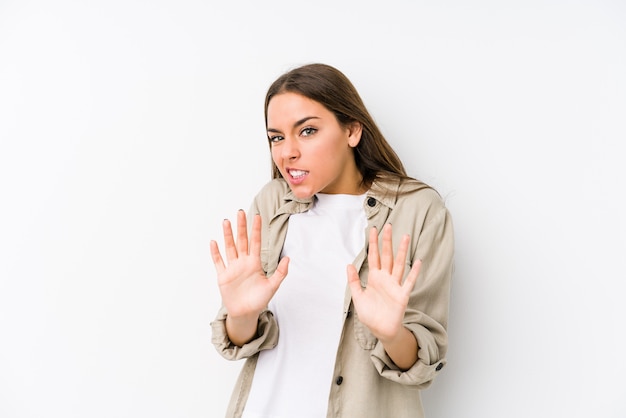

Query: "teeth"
left=289, top=170, right=308, bottom=178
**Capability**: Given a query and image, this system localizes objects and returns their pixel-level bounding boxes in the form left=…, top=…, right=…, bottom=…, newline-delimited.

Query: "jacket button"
left=336, top=376, right=343, bottom=385
left=435, top=363, right=444, bottom=371
left=367, top=197, right=376, bottom=207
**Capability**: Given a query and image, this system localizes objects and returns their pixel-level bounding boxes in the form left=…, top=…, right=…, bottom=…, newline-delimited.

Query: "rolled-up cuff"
left=210, top=307, right=279, bottom=361
left=370, top=323, right=446, bottom=388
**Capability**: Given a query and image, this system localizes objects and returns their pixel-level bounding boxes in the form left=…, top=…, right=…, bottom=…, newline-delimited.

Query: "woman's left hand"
left=347, top=224, right=421, bottom=345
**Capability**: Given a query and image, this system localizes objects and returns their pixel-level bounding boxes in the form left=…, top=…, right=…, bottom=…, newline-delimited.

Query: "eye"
left=301, top=127, right=317, bottom=137
left=268, top=135, right=284, bottom=143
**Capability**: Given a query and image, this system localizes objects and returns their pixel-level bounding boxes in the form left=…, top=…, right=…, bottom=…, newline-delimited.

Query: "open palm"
left=347, top=224, right=421, bottom=343
left=210, top=211, right=289, bottom=319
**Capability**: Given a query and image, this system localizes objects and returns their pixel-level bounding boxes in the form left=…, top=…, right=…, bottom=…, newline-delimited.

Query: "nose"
left=281, top=137, right=300, bottom=161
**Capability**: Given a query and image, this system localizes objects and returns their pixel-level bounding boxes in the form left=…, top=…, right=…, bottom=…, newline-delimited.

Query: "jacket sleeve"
left=209, top=184, right=283, bottom=361
left=210, top=306, right=279, bottom=360
left=370, top=197, right=454, bottom=387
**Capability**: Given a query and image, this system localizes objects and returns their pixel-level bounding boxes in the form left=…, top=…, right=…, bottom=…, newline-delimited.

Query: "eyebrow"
left=267, top=116, right=320, bottom=133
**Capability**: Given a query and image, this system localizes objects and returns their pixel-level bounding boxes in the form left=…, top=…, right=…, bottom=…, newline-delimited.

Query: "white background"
left=1, top=1, right=624, bottom=417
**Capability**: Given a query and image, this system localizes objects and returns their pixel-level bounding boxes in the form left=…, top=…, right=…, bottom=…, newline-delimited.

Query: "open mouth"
left=288, top=169, right=308, bottom=179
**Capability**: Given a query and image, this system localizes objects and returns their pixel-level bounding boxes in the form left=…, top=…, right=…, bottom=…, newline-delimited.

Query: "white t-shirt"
left=242, top=193, right=367, bottom=418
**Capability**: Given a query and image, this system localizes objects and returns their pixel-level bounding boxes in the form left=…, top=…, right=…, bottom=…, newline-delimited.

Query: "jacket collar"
left=277, top=176, right=403, bottom=215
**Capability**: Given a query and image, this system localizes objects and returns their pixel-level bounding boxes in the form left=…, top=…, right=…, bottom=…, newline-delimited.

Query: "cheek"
left=316, top=140, right=351, bottom=166
left=270, top=147, right=279, bottom=164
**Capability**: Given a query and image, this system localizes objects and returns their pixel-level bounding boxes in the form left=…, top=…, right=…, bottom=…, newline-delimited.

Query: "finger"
left=391, top=234, right=411, bottom=280
left=381, top=223, right=394, bottom=272
left=249, top=214, right=262, bottom=256
left=222, top=219, right=238, bottom=261
left=209, top=240, right=225, bottom=274
left=346, top=264, right=363, bottom=299
left=402, top=259, right=422, bottom=292
left=268, top=256, right=290, bottom=290
left=368, top=227, right=380, bottom=270
left=236, top=210, right=249, bottom=255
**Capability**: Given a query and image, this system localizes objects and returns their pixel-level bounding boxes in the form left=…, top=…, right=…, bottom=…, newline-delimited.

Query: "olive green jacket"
left=211, top=177, right=454, bottom=418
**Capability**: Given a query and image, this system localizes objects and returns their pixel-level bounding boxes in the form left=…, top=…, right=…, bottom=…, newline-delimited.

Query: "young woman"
left=210, top=63, right=454, bottom=418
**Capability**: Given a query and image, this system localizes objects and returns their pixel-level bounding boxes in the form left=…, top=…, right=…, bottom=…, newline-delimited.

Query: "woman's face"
left=266, top=92, right=363, bottom=199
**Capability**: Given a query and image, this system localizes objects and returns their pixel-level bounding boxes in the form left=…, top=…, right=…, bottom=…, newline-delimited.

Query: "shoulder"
left=246, top=178, right=290, bottom=217
left=397, top=180, right=447, bottom=211
left=385, top=179, right=454, bottom=249
left=254, top=178, right=291, bottom=202
left=373, top=176, right=446, bottom=211
left=373, top=177, right=451, bottom=231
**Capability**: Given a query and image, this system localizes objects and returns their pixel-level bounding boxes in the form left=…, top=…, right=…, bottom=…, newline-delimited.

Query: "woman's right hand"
left=210, top=210, right=289, bottom=345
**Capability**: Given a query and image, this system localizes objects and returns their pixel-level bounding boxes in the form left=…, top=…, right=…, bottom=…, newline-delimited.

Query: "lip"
left=285, top=167, right=309, bottom=185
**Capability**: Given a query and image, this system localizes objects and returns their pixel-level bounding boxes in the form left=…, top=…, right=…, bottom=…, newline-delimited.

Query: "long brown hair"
left=264, top=63, right=413, bottom=187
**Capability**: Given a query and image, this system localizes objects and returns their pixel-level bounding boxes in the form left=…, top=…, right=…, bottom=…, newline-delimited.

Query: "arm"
left=377, top=322, right=419, bottom=371
left=347, top=224, right=422, bottom=371
left=210, top=210, right=289, bottom=347
left=348, top=189, right=454, bottom=383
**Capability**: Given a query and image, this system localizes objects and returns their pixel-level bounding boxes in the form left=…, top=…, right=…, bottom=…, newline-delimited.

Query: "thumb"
left=346, top=264, right=363, bottom=296
left=402, top=259, right=421, bottom=291
left=268, top=256, right=289, bottom=289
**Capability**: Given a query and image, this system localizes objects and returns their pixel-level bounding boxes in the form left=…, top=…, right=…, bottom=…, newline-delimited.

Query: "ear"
left=347, top=122, right=363, bottom=148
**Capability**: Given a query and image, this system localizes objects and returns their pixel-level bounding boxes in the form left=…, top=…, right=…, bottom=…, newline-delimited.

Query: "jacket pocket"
left=353, top=312, right=378, bottom=350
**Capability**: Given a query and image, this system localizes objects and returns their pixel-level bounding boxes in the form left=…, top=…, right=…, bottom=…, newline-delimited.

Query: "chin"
left=288, top=186, right=316, bottom=200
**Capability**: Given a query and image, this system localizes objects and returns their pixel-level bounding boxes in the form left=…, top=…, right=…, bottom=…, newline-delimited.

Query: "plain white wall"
left=1, top=1, right=624, bottom=417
